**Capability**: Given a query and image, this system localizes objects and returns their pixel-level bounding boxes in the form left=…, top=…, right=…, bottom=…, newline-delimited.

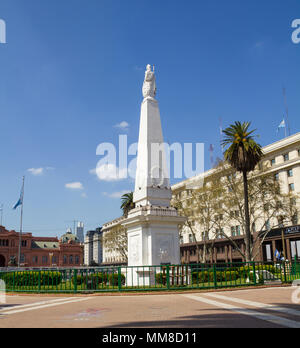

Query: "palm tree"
left=222, top=121, right=263, bottom=261
left=121, top=192, right=135, bottom=217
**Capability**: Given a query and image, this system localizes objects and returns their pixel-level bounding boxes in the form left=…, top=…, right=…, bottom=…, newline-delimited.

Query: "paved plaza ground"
left=0, top=286, right=299, bottom=328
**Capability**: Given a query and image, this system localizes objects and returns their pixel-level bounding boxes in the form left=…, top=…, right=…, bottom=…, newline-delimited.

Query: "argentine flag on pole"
left=277, top=119, right=286, bottom=133
left=13, top=195, right=23, bottom=210
left=13, top=182, right=24, bottom=210
left=275, top=249, right=281, bottom=260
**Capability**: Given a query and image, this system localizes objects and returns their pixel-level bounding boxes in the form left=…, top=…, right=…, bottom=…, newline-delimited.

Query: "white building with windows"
left=173, top=132, right=300, bottom=263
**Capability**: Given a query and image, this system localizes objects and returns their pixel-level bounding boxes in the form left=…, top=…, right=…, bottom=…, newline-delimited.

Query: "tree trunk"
left=242, top=170, right=251, bottom=261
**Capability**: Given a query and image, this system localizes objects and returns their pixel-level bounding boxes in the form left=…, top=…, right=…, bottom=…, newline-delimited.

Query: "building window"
left=69, top=255, right=73, bottom=264
left=231, top=226, right=241, bottom=237
left=265, top=220, right=270, bottom=230
left=52, top=256, right=57, bottom=264
left=32, top=256, right=38, bottom=264
left=289, top=183, right=295, bottom=192
left=75, top=255, right=79, bottom=265
left=283, top=153, right=289, bottom=162
left=291, top=240, right=300, bottom=260
left=20, top=254, right=25, bottom=263
left=216, top=229, right=224, bottom=239
left=189, top=234, right=194, bottom=243
left=231, top=226, right=235, bottom=237
left=42, top=256, right=48, bottom=264
left=21, top=240, right=27, bottom=247
left=63, top=255, right=67, bottom=264
left=288, top=169, right=293, bottom=178
left=0, top=239, right=9, bottom=247
left=271, top=159, right=276, bottom=166
left=274, top=173, right=279, bottom=181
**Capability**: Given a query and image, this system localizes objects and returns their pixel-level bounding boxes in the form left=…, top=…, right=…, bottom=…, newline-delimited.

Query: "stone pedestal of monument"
left=123, top=206, right=185, bottom=286
left=122, top=65, right=186, bottom=287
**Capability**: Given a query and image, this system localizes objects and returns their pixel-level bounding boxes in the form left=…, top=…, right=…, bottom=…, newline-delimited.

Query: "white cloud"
left=114, top=121, right=129, bottom=131
left=90, top=164, right=128, bottom=182
left=81, top=192, right=87, bottom=198
left=28, top=168, right=44, bottom=176
left=65, top=182, right=84, bottom=190
left=27, top=167, right=55, bottom=176
left=102, top=190, right=130, bottom=199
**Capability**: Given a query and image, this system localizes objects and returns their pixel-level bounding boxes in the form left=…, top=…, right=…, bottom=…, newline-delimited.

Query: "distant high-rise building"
left=76, top=222, right=84, bottom=243
left=84, top=227, right=103, bottom=266
left=93, top=228, right=103, bottom=265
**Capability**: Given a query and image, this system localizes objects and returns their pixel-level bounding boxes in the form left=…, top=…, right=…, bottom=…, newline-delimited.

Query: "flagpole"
left=0, top=204, right=3, bottom=226
left=282, top=87, right=291, bottom=136
left=17, top=176, right=25, bottom=268
left=284, top=115, right=287, bottom=138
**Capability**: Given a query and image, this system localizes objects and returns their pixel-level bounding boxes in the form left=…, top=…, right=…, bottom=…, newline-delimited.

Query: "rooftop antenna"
left=219, top=117, right=224, bottom=153
left=282, top=87, right=291, bottom=136
left=209, top=144, right=215, bottom=168
left=64, top=219, right=79, bottom=234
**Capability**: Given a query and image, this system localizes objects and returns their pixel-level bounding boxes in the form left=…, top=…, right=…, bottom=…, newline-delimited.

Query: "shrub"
left=238, top=265, right=277, bottom=278
left=155, top=272, right=167, bottom=285
left=192, top=270, right=240, bottom=284
left=192, top=271, right=214, bottom=283
left=223, top=271, right=239, bottom=281
left=1, top=271, right=62, bottom=287
left=71, top=273, right=108, bottom=286
left=108, top=273, right=125, bottom=286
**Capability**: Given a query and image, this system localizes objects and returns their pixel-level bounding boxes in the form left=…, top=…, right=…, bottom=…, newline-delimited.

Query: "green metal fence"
left=0, top=260, right=299, bottom=294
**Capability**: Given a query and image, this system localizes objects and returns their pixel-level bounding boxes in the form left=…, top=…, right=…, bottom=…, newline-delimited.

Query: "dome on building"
left=60, top=230, right=80, bottom=244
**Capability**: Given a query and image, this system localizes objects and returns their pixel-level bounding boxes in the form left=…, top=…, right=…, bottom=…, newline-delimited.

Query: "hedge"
left=0, top=271, right=62, bottom=287
left=71, top=273, right=108, bottom=286
left=192, top=271, right=240, bottom=283
left=238, top=265, right=277, bottom=275
left=71, top=272, right=125, bottom=287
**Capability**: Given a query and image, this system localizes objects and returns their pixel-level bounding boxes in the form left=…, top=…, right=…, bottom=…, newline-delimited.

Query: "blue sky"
left=0, top=0, right=299, bottom=237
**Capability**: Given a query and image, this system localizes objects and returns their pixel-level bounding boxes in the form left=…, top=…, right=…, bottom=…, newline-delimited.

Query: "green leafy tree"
left=120, top=192, right=135, bottom=217
left=222, top=121, right=263, bottom=261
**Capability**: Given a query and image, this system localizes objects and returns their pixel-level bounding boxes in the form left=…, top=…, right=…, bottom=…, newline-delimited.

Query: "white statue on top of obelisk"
left=142, top=64, right=157, bottom=99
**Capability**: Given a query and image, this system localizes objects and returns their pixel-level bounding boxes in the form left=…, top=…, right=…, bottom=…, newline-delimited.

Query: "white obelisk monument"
left=122, top=65, right=186, bottom=286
